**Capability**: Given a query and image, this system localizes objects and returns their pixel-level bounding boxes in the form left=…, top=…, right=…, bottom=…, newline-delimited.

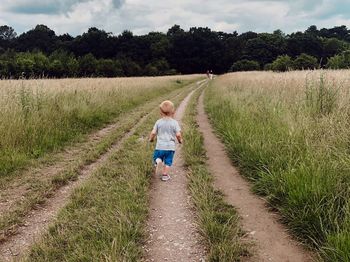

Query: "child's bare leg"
left=154, top=158, right=162, bottom=176
left=163, top=165, right=170, bottom=175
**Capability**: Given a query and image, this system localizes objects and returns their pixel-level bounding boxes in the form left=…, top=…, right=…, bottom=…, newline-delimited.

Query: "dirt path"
left=0, top=85, right=194, bottom=262
left=144, top=86, right=206, bottom=262
left=0, top=109, right=155, bottom=262
left=0, top=106, right=149, bottom=215
left=0, top=119, right=123, bottom=214
left=197, top=91, right=315, bottom=262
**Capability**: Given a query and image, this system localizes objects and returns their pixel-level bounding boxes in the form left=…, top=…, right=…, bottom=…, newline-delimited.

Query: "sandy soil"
left=196, top=91, right=315, bottom=262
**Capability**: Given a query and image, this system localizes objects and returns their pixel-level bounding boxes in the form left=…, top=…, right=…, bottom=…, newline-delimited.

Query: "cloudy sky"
left=1, top=0, right=350, bottom=36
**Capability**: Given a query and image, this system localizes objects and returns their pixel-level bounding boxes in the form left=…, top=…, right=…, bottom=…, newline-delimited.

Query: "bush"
left=293, top=53, right=318, bottom=70
left=0, top=50, right=167, bottom=78
left=326, top=50, right=350, bottom=69
left=264, top=63, right=273, bottom=71
left=96, top=59, right=118, bottom=77
left=120, top=59, right=142, bottom=76
left=49, top=59, right=64, bottom=77
left=79, top=53, right=97, bottom=76
left=144, top=64, right=159, bottom=76
left=16, top=56, right=35, bottom=77
left=66, top=56, right=79, bottom=77
left=32, top=52, right=49, bottom=76
left=230, top=59, right=260, bottom=72
left=165, top=69, right=177, bottom=75
left=326, top=54, right=345, bottom=69
left=271, top=55, right=292, bottom=72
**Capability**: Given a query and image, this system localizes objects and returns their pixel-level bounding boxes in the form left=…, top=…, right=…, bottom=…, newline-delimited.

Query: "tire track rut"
left=197, top=90, right=315, bottom=262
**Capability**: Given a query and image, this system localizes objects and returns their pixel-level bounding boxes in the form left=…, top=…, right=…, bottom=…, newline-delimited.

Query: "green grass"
left=0, top=77, right=197, bottom=178
left=182, top=86, right=248, bottom=261
left=0, top=83, right=195, bottom=243
left=205, top=72, right=350, bottom=261
left=23, top=86, right=193, bottom=262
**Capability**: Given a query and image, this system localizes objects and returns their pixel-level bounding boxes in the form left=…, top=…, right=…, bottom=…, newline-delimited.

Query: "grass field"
left=0, top=81, right=200, bottom=243
left=3, top=71, right=349, bottom=261
left=0, top=76, right=198, bottom=178
left=24, top=85, right=192, bottom=261
left=24, top=82, right=249, bottom=262
left=205, top=70, right=350, bottom=261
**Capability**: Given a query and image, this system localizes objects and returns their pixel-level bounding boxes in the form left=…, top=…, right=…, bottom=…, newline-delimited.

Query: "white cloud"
left=0, top=0, right=350, bottom=35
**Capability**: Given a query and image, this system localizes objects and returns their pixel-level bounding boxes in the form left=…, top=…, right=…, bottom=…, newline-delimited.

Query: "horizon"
left=2, top=23, right=350, bottom=38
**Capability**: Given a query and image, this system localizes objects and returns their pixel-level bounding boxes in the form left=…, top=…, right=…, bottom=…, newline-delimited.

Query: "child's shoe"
left=161, top=174, right=170, bottom=181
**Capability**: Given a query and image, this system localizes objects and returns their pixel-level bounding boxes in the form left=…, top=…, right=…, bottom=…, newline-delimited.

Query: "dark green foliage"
left=293, top=53, right=318, bottom=70
left=326, top=50, right=350, bottom=69
left=78, top=53, right=97, bottom=76
left=230, top=59, right=260, bottom=72
left=16, top=24, right=57, bottom=53
left=271, top=55, right=292, bottom=72
left=2, top=23, right=350, bottom=77
left=322, top=38, right=348, bottom=58
left=96, top=59, right=123, bottom=77
left=0, top=25, right=17, bottom=40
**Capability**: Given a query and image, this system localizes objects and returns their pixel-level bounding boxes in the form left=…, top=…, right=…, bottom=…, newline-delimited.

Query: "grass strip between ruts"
left=182, top=86, right=249, bottom=261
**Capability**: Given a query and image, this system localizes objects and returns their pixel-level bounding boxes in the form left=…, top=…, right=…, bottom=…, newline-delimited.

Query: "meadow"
left=24, top=83, right=193, bottom=261
left=23, top=80, right=247, bottom=261
left=0, top=76, right=197, bottom=178
left=205, top=70, right=350, bottom=261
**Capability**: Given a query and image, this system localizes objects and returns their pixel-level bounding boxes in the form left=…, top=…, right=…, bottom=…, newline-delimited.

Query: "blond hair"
left=159, top=100, right=175, bottom=116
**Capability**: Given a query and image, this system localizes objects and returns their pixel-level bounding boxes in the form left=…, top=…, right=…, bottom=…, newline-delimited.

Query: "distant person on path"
left=206, top=70, right=210, bottom=78
left=149, top=100, right=183, bottom=181
left=209, top=70, right=213, bottom=79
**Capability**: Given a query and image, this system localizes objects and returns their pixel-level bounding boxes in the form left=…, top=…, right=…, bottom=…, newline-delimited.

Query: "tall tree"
left=0, top=25, right=17, bottom=40
left=72, top=27, right=113, bottom=58
left=16, top=24, right=57, bottom=53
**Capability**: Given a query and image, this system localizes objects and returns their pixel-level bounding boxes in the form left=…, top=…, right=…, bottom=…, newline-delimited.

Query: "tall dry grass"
left=0, top=76, right=199, bottom=177
left=205, top=70, right=350, bottom=261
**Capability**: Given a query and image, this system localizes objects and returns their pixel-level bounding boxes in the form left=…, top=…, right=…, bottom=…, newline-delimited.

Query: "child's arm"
left=176, top=132, right=183, bottom=144
left=149, top=130, right=156, bottom=142
left=174, top=120, right=182, bottom=144
left=149, top=121, right=158, bottom=142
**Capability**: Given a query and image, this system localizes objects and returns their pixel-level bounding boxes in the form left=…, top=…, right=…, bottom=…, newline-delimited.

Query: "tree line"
left=1, top=24, right=350, bottom=78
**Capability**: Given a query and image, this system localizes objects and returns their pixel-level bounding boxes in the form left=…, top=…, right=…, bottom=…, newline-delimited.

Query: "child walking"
left=149, top=100, right=183, bottom=181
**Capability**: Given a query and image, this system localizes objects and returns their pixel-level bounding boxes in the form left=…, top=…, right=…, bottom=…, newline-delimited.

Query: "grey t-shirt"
left=153, top=118, right=181, bottom=151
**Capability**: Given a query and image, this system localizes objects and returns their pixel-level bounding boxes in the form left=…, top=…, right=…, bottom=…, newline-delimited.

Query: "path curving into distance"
left=144, top=81, right=208, bottom=262
left=197, top=90, right=315, bottom=262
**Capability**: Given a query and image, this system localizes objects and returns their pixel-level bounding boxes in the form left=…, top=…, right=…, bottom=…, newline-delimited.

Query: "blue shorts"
left=153, top=150, right=175, bottom=166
